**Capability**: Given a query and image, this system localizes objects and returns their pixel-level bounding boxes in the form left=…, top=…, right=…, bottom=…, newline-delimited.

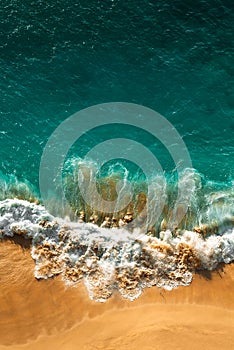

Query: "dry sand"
left=0, top=237, right=233, bottom=350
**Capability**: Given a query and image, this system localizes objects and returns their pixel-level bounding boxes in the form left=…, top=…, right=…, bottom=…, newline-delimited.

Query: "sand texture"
left=0, top=238, right=233, bottom=350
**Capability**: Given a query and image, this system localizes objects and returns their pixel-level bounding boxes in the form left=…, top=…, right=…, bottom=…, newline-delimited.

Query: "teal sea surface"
left=0, top=0, right=234, bottom=300
left=0, top=0, right=233, bottom=230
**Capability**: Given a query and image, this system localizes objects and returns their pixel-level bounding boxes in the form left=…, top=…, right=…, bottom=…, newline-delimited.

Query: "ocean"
left=0, top=0, right=233, bottom=301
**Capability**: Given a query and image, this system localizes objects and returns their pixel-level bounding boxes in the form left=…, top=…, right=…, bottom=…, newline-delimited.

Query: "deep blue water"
left=0, top=0, right=233, bottom=204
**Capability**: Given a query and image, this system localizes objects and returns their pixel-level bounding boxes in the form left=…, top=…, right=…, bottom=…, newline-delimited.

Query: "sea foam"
left=0, top=199, right=233, bottom=302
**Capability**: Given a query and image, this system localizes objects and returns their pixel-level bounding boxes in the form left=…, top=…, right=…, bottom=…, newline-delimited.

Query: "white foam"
left=0, top=199, right=53, bottom=237
left=0, top=199, right=233, bottom=302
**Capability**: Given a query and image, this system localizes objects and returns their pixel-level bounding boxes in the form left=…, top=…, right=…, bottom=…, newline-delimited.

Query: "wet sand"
left=0, top=238, right=233, bottom=350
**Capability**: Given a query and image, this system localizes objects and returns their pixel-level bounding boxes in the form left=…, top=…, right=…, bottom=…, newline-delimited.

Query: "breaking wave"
left=0, top=198, right=233, bottom=302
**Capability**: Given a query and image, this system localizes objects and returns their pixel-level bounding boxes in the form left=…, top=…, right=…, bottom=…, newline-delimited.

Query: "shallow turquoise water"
left=0, top=1, right=233, bottom=220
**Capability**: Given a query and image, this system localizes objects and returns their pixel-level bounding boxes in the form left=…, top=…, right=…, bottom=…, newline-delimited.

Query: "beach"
left=0, top=237, right=233, bottom=350
left=1, top=2, right=234, bottom=349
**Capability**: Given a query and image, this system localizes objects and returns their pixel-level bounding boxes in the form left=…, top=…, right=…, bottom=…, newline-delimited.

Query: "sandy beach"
left=0, top=237, right=233, bottom=350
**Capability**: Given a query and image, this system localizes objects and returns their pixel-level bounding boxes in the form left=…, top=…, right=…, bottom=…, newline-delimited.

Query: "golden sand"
left=0, top=238, right=233, bottom=350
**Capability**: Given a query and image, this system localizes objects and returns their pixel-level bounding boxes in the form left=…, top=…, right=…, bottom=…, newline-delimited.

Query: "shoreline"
left=0, top=239, right=233, bottom=349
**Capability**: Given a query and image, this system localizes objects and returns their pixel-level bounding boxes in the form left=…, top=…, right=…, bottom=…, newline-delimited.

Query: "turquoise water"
left=0, top=1, right=233, bottom=229
left=0, top=2, right=234, bottom=300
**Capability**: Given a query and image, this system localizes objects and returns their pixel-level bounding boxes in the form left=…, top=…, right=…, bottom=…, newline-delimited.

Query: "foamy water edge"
left=0, top=199, right=233, bottom=302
